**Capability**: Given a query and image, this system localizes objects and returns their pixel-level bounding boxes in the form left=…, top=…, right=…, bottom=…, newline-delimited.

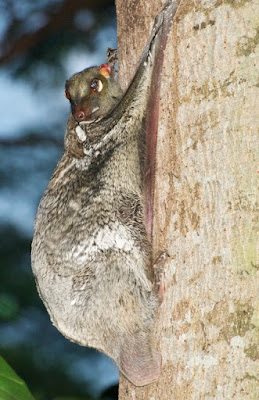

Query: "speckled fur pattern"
left=31, top=0, right=180, bottom=386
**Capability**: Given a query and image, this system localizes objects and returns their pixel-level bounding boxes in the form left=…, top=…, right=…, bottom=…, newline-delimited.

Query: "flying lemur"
left=31, top=0, right=180, bottom=386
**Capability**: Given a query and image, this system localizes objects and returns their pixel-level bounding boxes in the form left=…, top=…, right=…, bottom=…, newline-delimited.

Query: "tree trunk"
left=116, top=0, right=258, bottom=399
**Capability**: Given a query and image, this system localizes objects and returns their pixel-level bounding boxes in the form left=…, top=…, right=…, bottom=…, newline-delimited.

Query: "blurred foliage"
left=0, top=0, right=119, bottom=399
left=0, top=355, right=35, bottom=400
left=0, top=0, right=115, bottom=87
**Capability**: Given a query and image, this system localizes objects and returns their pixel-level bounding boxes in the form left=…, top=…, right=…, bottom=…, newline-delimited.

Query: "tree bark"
left=116, top=0, right=258, bottom=399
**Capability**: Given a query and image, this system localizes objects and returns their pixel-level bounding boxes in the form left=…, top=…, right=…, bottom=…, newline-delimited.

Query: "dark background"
left=0, top=0, right=119, bottom=398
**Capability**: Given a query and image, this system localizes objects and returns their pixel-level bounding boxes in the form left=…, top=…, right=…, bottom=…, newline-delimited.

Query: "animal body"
left=31, top=1, right=180, bottom=386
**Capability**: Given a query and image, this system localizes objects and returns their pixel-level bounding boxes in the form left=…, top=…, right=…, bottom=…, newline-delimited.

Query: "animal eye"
left=64, top=90, right=70, bottom=100
left=90, top=79, right=103, bottom=93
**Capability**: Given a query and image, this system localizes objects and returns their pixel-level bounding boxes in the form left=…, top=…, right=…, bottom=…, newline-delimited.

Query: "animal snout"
left=74, top=110, right=85, bottom=122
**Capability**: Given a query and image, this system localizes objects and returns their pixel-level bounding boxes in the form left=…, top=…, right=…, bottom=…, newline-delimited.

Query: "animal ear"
left=99, top=64, right=111, bottom=78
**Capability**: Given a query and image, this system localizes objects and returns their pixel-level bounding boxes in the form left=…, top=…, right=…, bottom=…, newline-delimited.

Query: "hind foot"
left=153, top=251, right=169, bottom=304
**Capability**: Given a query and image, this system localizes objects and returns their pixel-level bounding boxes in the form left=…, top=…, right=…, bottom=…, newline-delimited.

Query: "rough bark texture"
left=116, top=0, right=258, bottom=399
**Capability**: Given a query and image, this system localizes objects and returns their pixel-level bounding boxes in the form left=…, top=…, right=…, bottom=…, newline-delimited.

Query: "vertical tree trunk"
left=116, top=0, right=258, bottom=399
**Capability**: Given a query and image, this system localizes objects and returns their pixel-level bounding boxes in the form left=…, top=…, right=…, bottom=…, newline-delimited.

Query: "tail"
left=119, top=331, right=161, bottom=386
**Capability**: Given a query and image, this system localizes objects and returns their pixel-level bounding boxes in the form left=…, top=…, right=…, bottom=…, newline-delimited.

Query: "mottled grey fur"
left=31, top=1, right=180, bottom=386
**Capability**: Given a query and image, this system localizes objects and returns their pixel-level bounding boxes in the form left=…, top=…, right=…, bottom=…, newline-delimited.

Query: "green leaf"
left=0, top=294, right=19, bottom=321
left=0, top=356, right=35, bottom=400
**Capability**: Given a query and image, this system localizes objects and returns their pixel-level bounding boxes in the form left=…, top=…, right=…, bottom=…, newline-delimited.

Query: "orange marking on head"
left=99, top=64, right=111, bottom=78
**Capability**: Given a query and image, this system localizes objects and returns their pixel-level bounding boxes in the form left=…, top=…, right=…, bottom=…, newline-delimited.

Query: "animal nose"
left=75, top=110, right=85, bottom=121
